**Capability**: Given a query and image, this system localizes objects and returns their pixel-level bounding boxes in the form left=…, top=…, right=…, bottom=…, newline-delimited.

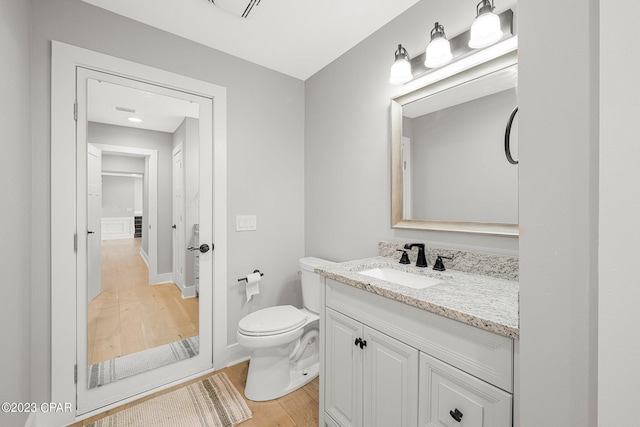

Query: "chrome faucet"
left=403, top=243, right=428, bottom=268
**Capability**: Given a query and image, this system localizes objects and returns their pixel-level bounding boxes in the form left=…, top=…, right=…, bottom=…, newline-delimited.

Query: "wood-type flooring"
left=87, top=238, right=199, bottom=365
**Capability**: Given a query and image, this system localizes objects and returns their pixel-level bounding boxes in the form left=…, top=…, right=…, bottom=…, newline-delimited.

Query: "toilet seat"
left=238, top=305, right=307, bottom=337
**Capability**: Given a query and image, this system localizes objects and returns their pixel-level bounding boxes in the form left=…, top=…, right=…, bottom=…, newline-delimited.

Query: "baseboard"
left=150, top=272, right=173, bottom=285
left=24, top=412, right=36, bottom=427
left=139, top=248, right=149, bottom=266
left=226, top=343, right=250, bottom=367
left=182, top=285, right=197, bottom=299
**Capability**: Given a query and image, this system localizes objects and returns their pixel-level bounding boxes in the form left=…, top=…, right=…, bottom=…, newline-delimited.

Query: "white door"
left=363, top=327, right=419, bottom=427
left=75, top=67, right=215, bottom=414
left=172, top=145, right=185, bottom=291
left=325, top=308, right=363, bottom=427
left=87, top=144, right=102, bottom=302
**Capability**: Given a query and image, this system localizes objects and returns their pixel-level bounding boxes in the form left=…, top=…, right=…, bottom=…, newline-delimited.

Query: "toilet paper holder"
left=238, top=269, right=264, bottom=282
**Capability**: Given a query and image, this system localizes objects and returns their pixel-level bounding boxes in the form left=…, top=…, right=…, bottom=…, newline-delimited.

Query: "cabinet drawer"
left=419, top=352, right=512, bottom=427
left=326, top=278, right=513, bottom=392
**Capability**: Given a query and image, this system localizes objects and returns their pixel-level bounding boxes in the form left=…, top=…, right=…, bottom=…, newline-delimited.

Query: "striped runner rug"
left=87, top=372, right=252, bottom=427
left=88, top=336, right=200, bottom=389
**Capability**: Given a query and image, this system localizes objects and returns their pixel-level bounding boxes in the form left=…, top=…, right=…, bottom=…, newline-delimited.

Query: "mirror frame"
left=391, top=50, right=519, bottom=236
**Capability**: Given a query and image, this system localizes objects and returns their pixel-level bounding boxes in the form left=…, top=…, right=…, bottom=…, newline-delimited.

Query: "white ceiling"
left=88, top=79, right=199, bottom=133
left=81, top=0, right=421, bottom=80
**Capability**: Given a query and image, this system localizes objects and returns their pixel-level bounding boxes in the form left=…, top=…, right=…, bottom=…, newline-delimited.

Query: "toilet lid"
left=238, top=305, right=307, bottom=336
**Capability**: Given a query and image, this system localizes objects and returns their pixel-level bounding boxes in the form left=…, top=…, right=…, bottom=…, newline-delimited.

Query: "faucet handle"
left=397, top=249, right=411, bottom=264
left=433, top=255, right=453, bottom=271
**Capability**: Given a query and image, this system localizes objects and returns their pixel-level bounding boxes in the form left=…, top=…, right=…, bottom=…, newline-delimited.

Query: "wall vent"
left=208, top=0, right=262, bottom=19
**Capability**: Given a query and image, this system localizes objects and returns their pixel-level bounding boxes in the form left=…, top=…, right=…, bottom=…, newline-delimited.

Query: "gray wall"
left=519, top=1, right=598, bottom=425
left=101, top=175, right=136, bottom=218
left=599, top=0, right=640, bottom=424
left=30, top=0, right=305, bottom=407
left=304, top=0, right=520, bottom=266
left=0, top=1, right=32, bottom=426
left=89, top=122, right=174, bottom=273
left=101, top=154, right=145, bottom=174
left=408, top=88, right=518, bottom=223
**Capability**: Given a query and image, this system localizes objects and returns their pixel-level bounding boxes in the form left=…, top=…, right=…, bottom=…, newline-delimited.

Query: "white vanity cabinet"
left=321, top=278, right=515, bottom=427
left=325, top=307, right=419, bottom=427
left=419, top=352, right=512, bottom=426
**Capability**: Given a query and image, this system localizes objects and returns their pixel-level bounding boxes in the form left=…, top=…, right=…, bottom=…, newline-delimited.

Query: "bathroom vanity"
left=316, top=257, right=519, bottom=427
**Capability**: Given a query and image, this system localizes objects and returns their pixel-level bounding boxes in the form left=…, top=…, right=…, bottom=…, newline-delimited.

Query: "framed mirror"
left=75, top=67, right=214, bottom=413
left=391, top=50, right=519, bottom=236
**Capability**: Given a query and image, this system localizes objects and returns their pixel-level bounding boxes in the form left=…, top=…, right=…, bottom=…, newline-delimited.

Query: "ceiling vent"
left=208, top=0, right=262, bottom=19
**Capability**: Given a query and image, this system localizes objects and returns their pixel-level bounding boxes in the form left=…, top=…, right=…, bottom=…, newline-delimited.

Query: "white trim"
left=139, top=248, right=149, bottom=266
left=151, top=272, right=174, bottom=285
left=51, top=41, right=228, bottom=426
left=101, top=217, right=135, bottom=240
left=226, top=343, right=251, bottom=368
left=24, top=412, right=36, bottom=427
left=182, top=285, right=197, bottom=298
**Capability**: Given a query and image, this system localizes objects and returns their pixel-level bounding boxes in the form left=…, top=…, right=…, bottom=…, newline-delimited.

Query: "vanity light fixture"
left=389, top=44, right=413, bottom=85
left=388, top=8, right=513, bottom=85
left=469, top=0, right=504, bottom=48
left=424, top=22, right=453, bottom=69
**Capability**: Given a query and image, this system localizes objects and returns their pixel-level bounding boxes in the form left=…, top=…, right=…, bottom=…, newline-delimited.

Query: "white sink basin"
left=358, top=267, right=442, bottom=290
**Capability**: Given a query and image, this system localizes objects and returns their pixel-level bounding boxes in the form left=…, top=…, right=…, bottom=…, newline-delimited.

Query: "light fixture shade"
left=389, top=44, right=413, bottom=84
left=425, top=37, right=453, bottom=68
left=469, top=3, right=503, bottom=48
left=424, top=22, right=453, bottom=69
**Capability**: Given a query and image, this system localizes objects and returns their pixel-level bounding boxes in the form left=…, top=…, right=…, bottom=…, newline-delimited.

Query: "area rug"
left=88, top=336, right=200, bottom=389
left=87, top=372, right=252, bottom=427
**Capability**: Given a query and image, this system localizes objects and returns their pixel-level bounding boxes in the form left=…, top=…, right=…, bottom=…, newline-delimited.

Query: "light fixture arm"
left=476, top=0, right=495, bottom=16
left=394, top=44, right=410, bottom=61
left=430, top=22, right=447, bottom=40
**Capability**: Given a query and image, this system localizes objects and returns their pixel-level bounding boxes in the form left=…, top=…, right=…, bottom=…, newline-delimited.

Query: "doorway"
left=51, top=42, right=228, bottom=424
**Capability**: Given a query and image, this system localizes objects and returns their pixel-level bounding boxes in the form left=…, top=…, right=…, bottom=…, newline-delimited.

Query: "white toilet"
left=237, top=257, right=334, bottom=401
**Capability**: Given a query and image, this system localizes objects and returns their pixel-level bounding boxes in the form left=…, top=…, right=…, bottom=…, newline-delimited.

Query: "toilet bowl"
left=237, top=257, right=333, bottom=401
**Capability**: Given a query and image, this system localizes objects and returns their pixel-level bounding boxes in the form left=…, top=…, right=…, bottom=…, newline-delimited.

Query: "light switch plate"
left=236, top=215, right=257, bottom=231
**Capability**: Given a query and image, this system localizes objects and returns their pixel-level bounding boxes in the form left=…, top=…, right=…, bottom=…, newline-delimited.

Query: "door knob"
left=172, top=224, right=177, bottom=229
left=188, top=243, right=212, bottom=253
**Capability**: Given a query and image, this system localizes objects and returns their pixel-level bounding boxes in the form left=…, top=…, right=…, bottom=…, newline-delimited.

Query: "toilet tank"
left=299, top=257, right=334, bottom=314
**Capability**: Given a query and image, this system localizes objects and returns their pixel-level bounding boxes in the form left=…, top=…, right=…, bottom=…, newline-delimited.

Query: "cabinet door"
left=325, top=308, right=364, bottom=427
left=363, top=327, right=419, bottom=427
left=419, top=352, right=512, bottom=427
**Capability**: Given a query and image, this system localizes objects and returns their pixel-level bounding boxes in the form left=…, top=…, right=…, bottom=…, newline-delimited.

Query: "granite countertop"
left=315, top=256, right=519, bottom=339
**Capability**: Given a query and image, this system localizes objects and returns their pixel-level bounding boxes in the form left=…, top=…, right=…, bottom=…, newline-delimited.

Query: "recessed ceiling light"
left=128, top=117, right=142, bottom=123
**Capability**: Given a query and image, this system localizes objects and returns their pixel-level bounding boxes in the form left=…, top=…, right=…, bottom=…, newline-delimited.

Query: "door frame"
left=172, top=144, right=186, bottom=293
left=91, top=144, right=164, bottom=284
left=51, top=41, right=228, bottom=425
left=86, top=143, right=102, bottom=303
